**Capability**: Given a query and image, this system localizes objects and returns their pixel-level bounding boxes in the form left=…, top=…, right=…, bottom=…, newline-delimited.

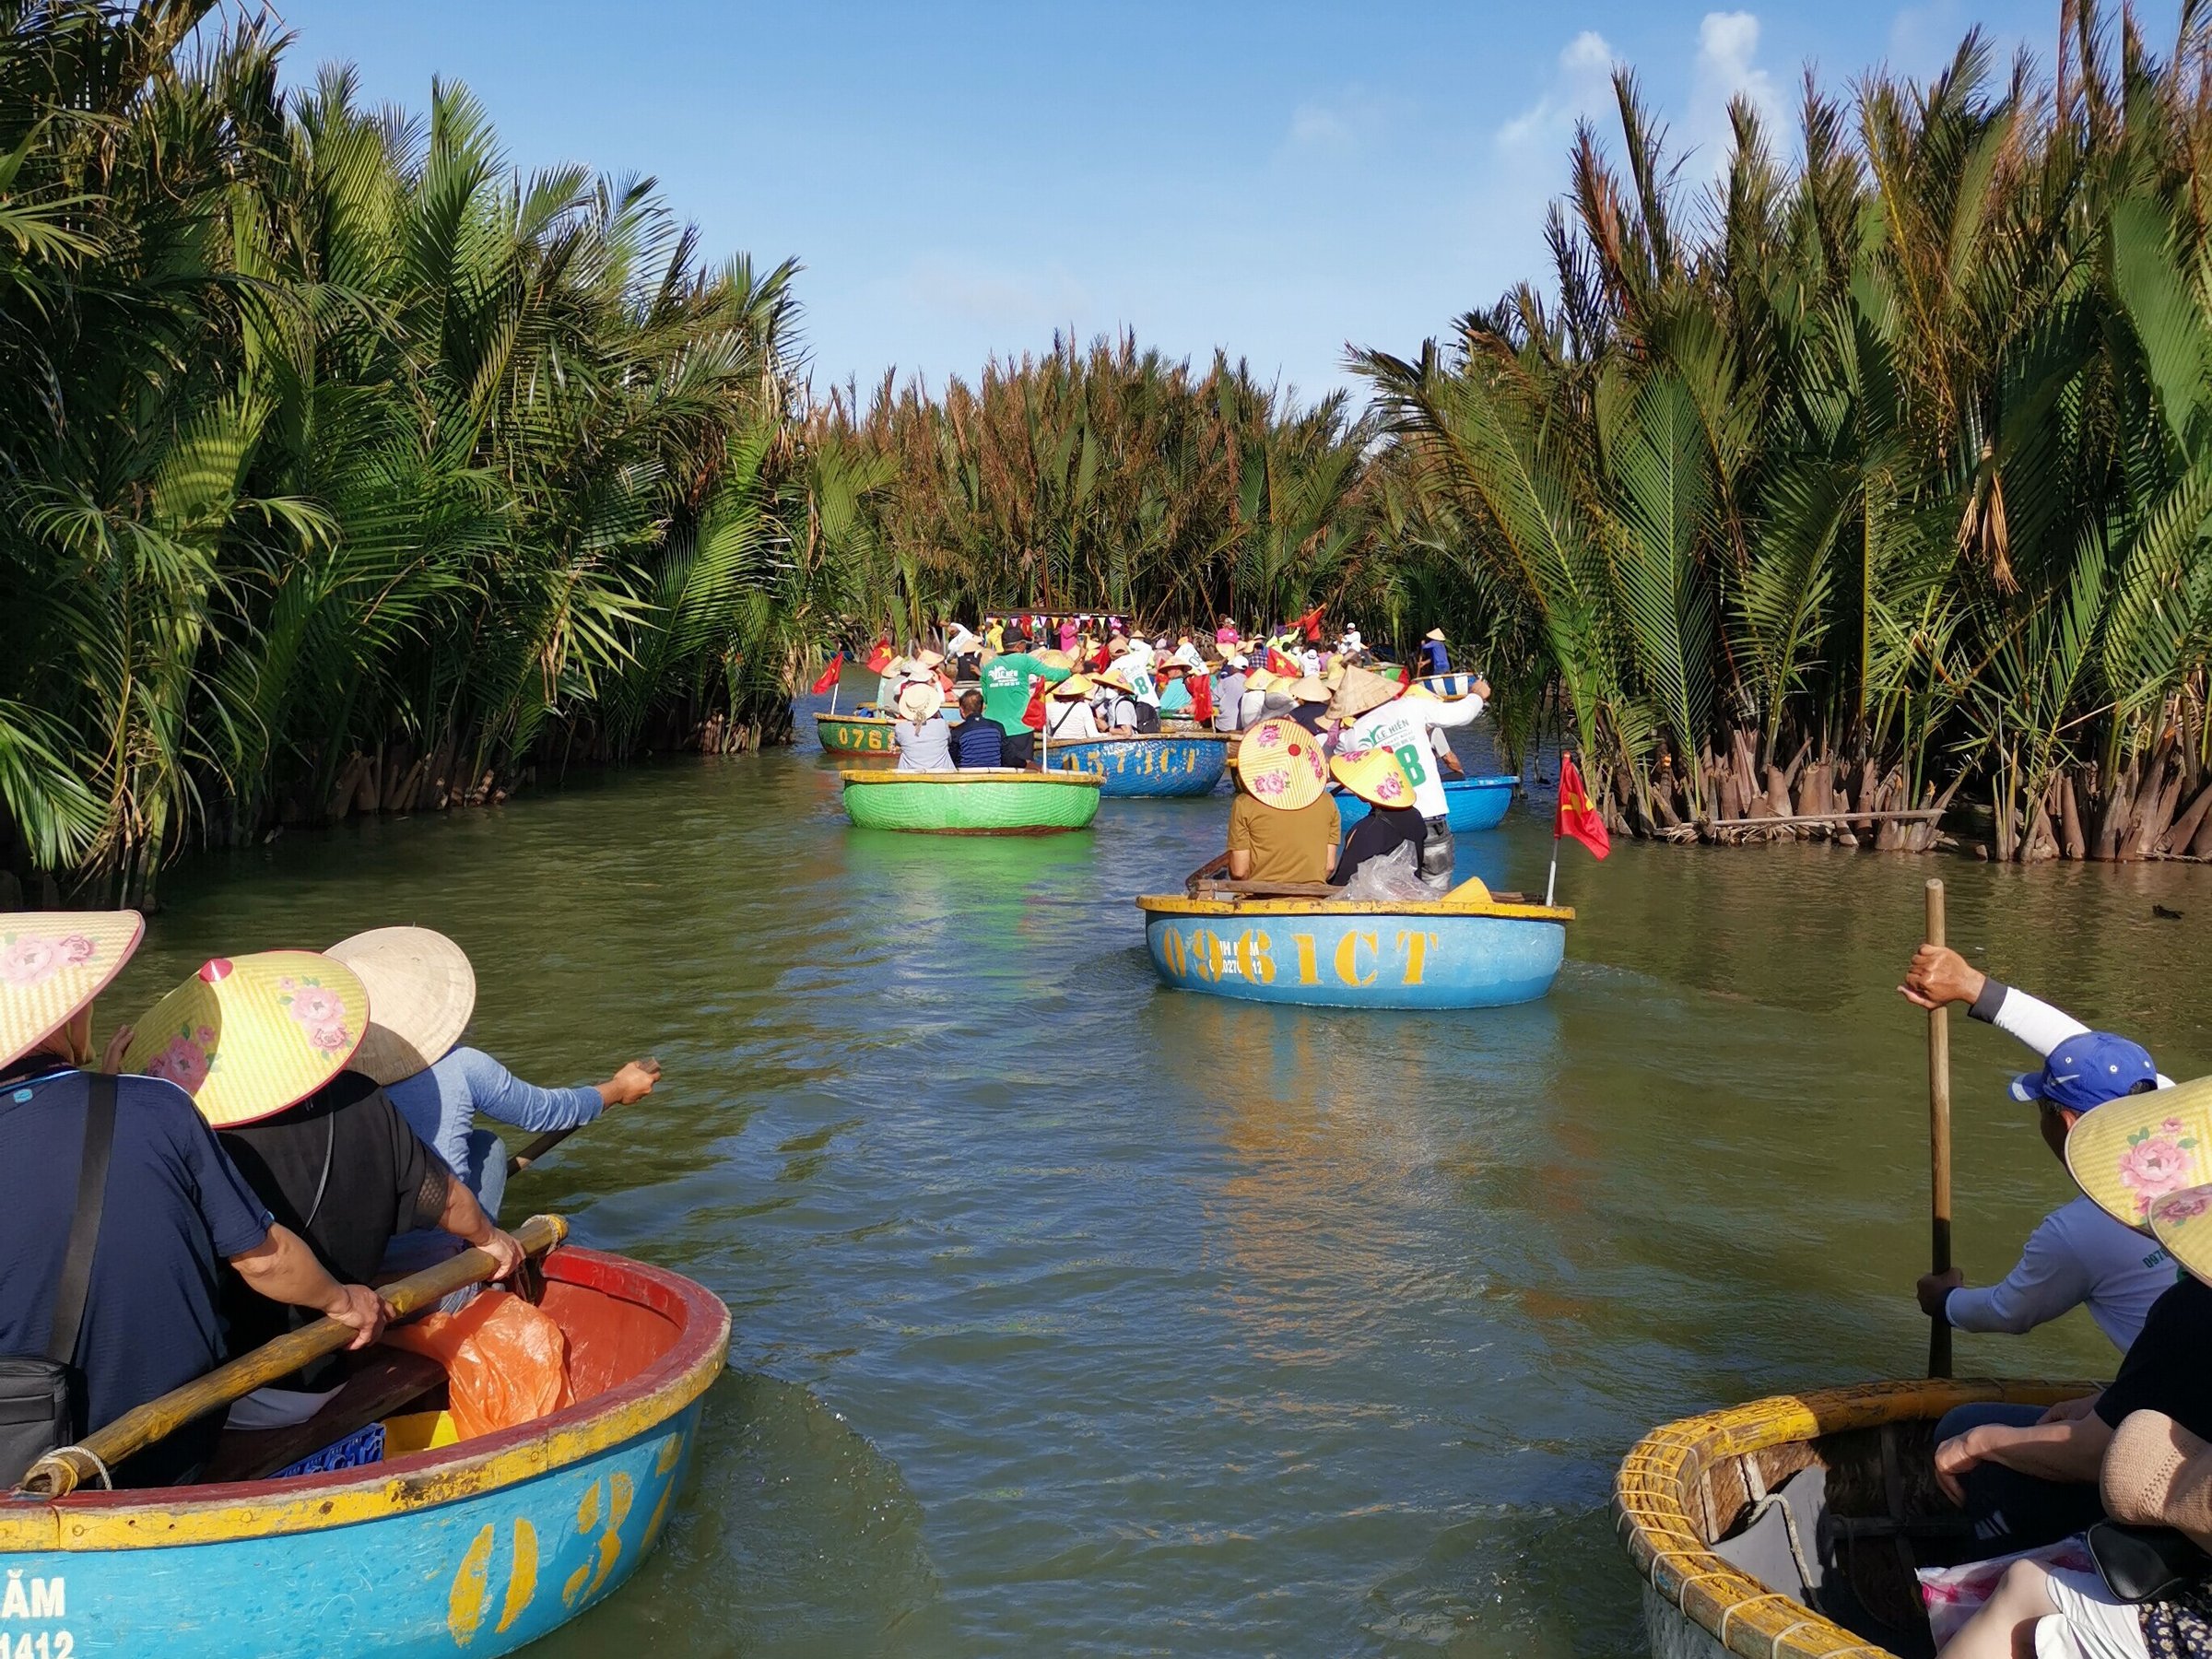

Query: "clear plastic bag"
left=1343, top=841, right=1434, bottom=902
left=384, top=1288, right=572, bottom=1440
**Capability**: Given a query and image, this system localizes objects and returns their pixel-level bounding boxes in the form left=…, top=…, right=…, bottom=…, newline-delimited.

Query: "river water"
left=105, top=699, right=2212, bottom=1656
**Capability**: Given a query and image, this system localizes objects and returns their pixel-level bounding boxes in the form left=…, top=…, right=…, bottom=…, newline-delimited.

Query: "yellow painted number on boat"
left=1394, top=930, right=1438, bottom=986
left=1186, top=929, right=1224, bottom=982
left=562, top=1471, right=634, bottom=1609
left=450, top=1517, right=539, bottom=1646
left=1234, top=930, right=1276, bottom=984
left=1159, top=926, right=1187, bottom=977
left=1292, top=934, right=1319, bottom=984
left=639, top=1432, right=686, bottom=1552
left=1334, top=931, right=1379, bottom=986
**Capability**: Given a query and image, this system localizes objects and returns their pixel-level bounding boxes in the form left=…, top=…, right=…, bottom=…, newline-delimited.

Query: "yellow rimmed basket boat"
left=1616, top=1378, right=2093, bottom=1659
left=814, top=709, right=901, bottom=756
left=0, top=1236, right=730, bottom=1658
left=1136, top=888, right=1572, bottom=1007
left=840, top=767, right=1104, bottom=833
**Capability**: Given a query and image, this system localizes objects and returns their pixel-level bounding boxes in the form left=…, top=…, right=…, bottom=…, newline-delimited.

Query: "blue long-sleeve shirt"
left=385, top=1046, right=605, bottom=1178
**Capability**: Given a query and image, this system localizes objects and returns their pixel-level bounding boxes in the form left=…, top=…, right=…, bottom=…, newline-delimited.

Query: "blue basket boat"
left=1335, top=774, right=1517, bottom=833
left=0, top=1242, right=727, bottom=1659
left=1136, top=889, right=1571, bottom=1009
left=1045, top=734, right=1231, bottom=797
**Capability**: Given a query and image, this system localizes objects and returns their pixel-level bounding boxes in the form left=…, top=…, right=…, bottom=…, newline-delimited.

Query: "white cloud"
left=1278, top=85, right=1399, bottom=159
left=1688, top=11, right=1785, bottom=171
left=1497, top=29, right=1619, bottom=151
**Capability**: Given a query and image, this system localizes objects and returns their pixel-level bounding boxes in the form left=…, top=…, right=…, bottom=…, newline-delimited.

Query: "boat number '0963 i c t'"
left=1156, top=926, right=1440, bottom=988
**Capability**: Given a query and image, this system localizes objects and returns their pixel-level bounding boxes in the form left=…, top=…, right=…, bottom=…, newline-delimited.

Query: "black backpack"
left=0, top=1074, right=114, bottom=1486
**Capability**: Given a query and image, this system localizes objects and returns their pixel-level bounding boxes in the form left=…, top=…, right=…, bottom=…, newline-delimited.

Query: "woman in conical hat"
left=891, top=679, right=954, bottom=773
left=128, top=952, right=528, bottom=1372
left=0, top=910, right=144, bottom=1074
left=326, top=925, right=658, bottom=1238
left=1327, top=744, right=1427, bottom=888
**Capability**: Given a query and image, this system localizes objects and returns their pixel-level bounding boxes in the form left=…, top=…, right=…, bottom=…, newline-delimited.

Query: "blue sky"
left=267, top=1, right=2182, bottom=406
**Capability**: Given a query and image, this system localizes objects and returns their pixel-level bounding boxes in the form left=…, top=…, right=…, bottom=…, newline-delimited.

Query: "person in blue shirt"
left=0, top=911, right=387, bottom=1486
left=325, top=928, right=660, bottom=1270
left=1418, top=629, right=1451, bottom=677
left=947, top=688, right=1006, bottom=767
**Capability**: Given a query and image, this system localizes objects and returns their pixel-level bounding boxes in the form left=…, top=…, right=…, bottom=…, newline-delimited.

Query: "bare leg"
left=1939, top=1559, right=2061, bottom=1659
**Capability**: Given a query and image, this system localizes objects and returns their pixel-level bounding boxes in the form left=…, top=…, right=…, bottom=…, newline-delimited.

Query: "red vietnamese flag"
left=1191, top=672, right=1214, bottom=724
left=808, top=652, right=845, bottom=695
left=1265, top=646, right=1301, bottom=678
left=863, top=638, right=893, bottom=675
left=1555, top=753, right=1611, bottom=859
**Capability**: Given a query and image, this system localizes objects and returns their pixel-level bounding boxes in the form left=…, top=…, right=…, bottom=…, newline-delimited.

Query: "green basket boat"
left=816, top=710, right=901, bottom=756
left=840, top=768, right=1103, bottom=834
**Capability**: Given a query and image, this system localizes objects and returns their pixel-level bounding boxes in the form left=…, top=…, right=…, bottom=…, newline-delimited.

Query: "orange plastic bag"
left=384, top=1289, right=572, bottom=1440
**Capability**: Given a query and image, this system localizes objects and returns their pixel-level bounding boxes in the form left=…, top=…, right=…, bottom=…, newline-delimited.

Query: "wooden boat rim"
left=816, top=712, right=897, bottom=725
left=1136, top=892, right=1573, bottom=923
left=1614, top=1377, right=2098, bottom=1659
left=0, top=1246, right=731, bottom=1552
left=840, top=769, right=1103, bottom=788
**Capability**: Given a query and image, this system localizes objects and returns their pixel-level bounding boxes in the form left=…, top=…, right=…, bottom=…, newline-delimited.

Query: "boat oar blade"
left=18, top=1213, right=570, bottom=1499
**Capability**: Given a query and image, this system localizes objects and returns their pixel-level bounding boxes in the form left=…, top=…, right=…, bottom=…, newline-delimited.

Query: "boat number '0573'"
left=0, top=1571, right=69, bottom=1659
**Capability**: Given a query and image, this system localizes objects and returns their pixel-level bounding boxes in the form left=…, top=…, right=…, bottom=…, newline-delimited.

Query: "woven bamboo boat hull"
left=841, top=768, right=1102, bottom=833
left=815, top=712, right=901, bottom=756
left=1046, top=735, right=1230, bottom=797
left=0, top=1247, right=727, bottom=1659
left=1617, top=1377, right=2096, bottom=1659
left=1335, top=775, right=1517, bottom=834
left=1135, top=892, right=1570, bottom=1007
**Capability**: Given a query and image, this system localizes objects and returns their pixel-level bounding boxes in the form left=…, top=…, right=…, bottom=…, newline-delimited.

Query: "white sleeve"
left=1984, top=985, right=2092, bottom=1060
left=1943, top=1210, right=2094, bottom=1335
left=1425, top=694, right=1487, bottom=731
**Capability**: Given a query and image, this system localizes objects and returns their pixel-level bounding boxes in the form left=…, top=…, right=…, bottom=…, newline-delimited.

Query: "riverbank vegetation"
left=0, top=0, right=867, bottom=903
left=1362, top=5, right=2212, bottom=861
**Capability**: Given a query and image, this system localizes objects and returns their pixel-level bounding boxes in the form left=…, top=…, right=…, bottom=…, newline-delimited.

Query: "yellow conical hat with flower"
left=1233, top=717, right=1327, bottom=811
left=2065, top=1077, right=2212, bottom=1233
left=125, top=951, right=369, bottom=1126
left=1332, top=743, right=1418, bottom=809
left=0, top=912, right=144, bottom=1070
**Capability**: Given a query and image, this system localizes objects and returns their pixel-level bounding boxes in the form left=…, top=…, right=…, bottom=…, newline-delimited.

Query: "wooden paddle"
left=17, top=1212, right=569, bottom=1499
left=1924, top=878, right=1954, bottom=1380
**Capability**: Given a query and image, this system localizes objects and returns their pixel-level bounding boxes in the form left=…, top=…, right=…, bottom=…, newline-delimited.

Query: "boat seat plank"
left=200, top=1348, right=447, bottom=1483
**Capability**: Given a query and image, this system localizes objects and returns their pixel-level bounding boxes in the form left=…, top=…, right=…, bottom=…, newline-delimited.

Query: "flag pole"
left=1545, top=837, right=1560, bottom=908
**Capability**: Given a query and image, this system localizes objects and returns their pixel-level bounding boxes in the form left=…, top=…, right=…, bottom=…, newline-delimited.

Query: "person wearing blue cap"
left=1901, top=944, right=2176, bottom=1559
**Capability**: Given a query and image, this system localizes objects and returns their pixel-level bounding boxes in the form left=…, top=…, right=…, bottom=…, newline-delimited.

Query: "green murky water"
left=105, top=701, right=2212, bottom=1655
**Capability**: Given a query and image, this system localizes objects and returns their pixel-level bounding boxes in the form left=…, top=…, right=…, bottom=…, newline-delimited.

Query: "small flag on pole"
left=1554, top=753, right=1611, bottom=860
left=809, top=653, right=845, bottom=696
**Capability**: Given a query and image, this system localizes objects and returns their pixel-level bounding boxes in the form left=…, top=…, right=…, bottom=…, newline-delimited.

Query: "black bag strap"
left=47, top=1073, right=115, bottom=1367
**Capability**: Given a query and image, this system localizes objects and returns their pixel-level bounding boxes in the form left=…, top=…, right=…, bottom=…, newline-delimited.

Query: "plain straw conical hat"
left=1329, top=665, right=1402, bottom=719
left=1425, top=628, right=1447, bottom=642
left=0, top=912, right=144, bottom=1070
left=325, top=925, right=477, bottom=1086
left=2065, top=1076, right=2212, bottom=1231
left=1233, top=717, right=1328, bottom=811
left=127, top=951, right=370, bottom=1127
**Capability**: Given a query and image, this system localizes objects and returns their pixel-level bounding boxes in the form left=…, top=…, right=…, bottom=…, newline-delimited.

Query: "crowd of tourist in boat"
left=1880, top=946, right=2212, bottom=1656
left=0, top=918, right=657, bottom=1489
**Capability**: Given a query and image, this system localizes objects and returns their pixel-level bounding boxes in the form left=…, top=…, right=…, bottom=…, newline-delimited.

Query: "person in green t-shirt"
left=975, top=631, right=1070, bottom=765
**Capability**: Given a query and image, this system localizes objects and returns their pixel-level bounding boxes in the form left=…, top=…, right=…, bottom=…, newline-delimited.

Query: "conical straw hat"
left=1233, top=717, right=1327, bottom=811
left=1329, top=665, right=1402, bottom=719
left=1332, top=743, right=1417, bottom=808
left=0, top=912, right=144, bottom=1070
left=325, top=925, right=477, bottom=1087
left=1288, top=677, right=1331, bottom=703
left=2065, top=1077, right=2212, bottom=1231
left=1244, top=667, right=1277, bottom=693
left=2147, top=1182, right=2212, bottom=1286
left=1051, top=675, right=1095, bottom=699
left=126, top=951, right=369, bottom=1127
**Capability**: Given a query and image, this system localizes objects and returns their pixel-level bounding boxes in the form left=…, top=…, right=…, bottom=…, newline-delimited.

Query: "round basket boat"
left=1046, top=734, right=1231, bottom=797
left=1415, top=672, right=1480, bottom=700
left=0, top=1244, right=728, bottom=1658
left=815, top=710, right=902, bottom=756
left=1135, top=890, right=1571, bottom=1008
left=1616, top=1377, right=2094, bottom=1659
left=841, top=768, right=1103, bottom=833
left=1335, top=775, right=1518, bottom=834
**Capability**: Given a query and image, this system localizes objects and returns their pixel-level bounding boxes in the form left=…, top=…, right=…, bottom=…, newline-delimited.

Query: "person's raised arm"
left=228, top=1227, right=388, bottom=1350
left=1900, top=946, right=2092, bottom=1060
left=453, top=1046, right=645, bottom=1135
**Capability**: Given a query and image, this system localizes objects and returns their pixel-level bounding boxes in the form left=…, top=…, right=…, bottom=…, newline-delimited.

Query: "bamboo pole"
left=18, top=1213, right=569, bottom=1499
left=1925, top=879, right=1954, bottom=1379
